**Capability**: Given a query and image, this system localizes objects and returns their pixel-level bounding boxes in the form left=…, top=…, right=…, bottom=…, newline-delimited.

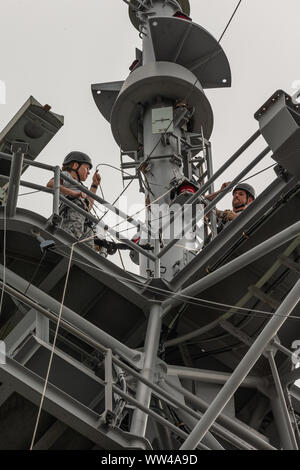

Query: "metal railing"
left=0, top=129, right=270, bottom=266
left=0, top=150, right=155, bottom=261
left=0, top=278, right=278, bottom=450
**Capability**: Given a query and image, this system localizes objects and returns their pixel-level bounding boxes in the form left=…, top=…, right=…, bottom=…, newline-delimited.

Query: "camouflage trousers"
left=60, top=205, right=95, bottom=249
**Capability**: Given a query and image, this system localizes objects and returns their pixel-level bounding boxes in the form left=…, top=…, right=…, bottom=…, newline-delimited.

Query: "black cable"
left=23, top=251, right=47, bottom=296
left=145, top=0, right=244, bottom=163
left=98, top=179, right=134, bottom=223
left=238, top=163, right=276, bottom=185
left=47, top=246, right=300, bottom=323
left=218, top=0, right=243, bottom=43
left=18, top=190, right=41, bottom=197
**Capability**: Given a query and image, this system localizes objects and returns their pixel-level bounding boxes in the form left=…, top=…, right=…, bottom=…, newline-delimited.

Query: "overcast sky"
left=0, top=0, right=300, bottom=268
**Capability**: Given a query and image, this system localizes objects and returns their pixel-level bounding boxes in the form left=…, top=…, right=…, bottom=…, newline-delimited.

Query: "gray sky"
left=0, top=0, right=300, bottom=267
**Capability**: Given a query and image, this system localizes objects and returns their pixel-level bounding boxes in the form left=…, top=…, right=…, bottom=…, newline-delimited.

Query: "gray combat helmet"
left=233, top=183, right=256, bottom=200
left=63, top=151, right=93, bottom=169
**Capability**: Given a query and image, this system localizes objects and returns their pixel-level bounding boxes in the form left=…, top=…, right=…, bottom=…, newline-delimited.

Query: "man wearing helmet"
left=47, top=151, right=101, bottom=249
left=204, top=182, right=256, bottom=244
left=220, top=183, right=256, bottom=223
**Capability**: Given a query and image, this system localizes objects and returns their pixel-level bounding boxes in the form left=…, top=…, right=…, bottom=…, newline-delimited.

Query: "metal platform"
left=0, top=170, right=299, bottom=449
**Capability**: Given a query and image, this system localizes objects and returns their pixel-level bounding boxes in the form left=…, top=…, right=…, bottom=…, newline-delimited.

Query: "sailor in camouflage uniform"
left=47, top=151, right=101, bottom=250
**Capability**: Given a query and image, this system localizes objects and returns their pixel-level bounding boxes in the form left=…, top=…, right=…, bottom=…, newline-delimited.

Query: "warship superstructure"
left=0, top=0, right=299, bottom=450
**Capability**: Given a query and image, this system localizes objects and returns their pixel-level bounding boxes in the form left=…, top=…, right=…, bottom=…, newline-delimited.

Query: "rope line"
left=29, top=243, right=75, bottom=450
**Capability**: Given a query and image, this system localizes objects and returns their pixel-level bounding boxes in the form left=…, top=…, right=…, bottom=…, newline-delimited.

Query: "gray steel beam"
left=4, top=259, right=69, bottom=354
left=166, top=318, right=222, bottom=347
left=278, top=254, right=300, bottom=275
left=0, top=150, right=144, bottom=233
left=220, top=320, right=273, bottom=369
left=176, top=410, right=225, bottom=450
left=162, top=221, right=300, bottom=315
left=248, top=285, right=280, bottom=309
left=167, top=365, right=265, bottom=391
left=6, top=143, right=28, bottom=218
left=179, top=279, right=300, bottom=450
left=0, top=174, right=156, bottom=262
left=112, top=383, right=209, bottom=451
left=152, top=401, right=173, bottom=450
left=1, top=279, right=143, bottom=377
left=163, top=379, right=274, bottom=450
left=0, top=151, right=56, bottom=172
left=52, top=165, right=61, bottom=218
left=130, top=303, right=162, bottom=437
left=268, top=351, right=298, bottom=449
left=0, top=267, right=142, bottom=367
left=182, top=130, right=261, bottom=205
left=0, top=383, right=12, bottom=407
left=32, top=421, right=68, bottom=450
left=0, top=269, right=276, bottom=450
left=104, top=349, right=113, bottom=416
left=0, top=208, right=150, bottom=310
left=248, top=396, right=270, bottom=430
left=158, top=130, right=261, bottom=245
left=5, top=311, right=36, bottom=354
left=0, top=357, right=149, bottom=450
left=107, top=348, right=268, bottom=450
left=171, top=175, right=299, bottom=290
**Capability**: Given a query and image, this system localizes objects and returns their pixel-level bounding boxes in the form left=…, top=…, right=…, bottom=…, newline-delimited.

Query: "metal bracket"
left=11, top=142, right=29, bottom=154
left=49, top=213, right=62, bottom=228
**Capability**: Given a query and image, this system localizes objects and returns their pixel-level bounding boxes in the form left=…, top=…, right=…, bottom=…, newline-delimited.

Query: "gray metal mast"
left=92, top=0, right=231, bottom=281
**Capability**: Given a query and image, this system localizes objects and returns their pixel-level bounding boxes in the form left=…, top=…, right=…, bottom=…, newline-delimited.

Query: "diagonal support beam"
left=0, top=383, right=12, bottom=407
left=162, top=222, right=300, bottom=315
left=248, top=285, right=280, bottom=309
left=130, top=304, right=162, bottom=437
left=278, top=254, right=300, bottom=275
left=0, top=266, right=142, bottom=367
left=268, top=351, right=298, bottom=450
left=0, top=357, right=149, bottom=450
left=179, top=278, right=300, bottom=450
left=32, top=421, right=68, bottom=450
left=158, top=147, right=270, bottom=259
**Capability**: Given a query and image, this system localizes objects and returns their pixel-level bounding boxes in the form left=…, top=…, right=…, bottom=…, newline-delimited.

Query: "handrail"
left=1, top=129, right=266, bottom=264
left=0, top=173, right=156, bottom=261
left=158, top=145, right=270, bottom=259
left=0, top=151, right=148, bottom=236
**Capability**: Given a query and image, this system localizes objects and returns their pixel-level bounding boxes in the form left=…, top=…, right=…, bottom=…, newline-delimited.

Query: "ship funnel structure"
left=92, top=0, right=232, bottom=280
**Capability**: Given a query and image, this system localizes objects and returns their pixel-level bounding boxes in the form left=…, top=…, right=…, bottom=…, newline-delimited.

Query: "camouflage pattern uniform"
left=60, top=200, right=95, bottom=249
left=59, top=171, right=95, bottom=249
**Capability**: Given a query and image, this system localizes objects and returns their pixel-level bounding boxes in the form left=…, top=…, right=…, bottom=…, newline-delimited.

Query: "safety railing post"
left=103, top=348, right=114, bottom=424
left=53, top=165, right=61, bottom=217
left=6, top=142, right=28, bottom=218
